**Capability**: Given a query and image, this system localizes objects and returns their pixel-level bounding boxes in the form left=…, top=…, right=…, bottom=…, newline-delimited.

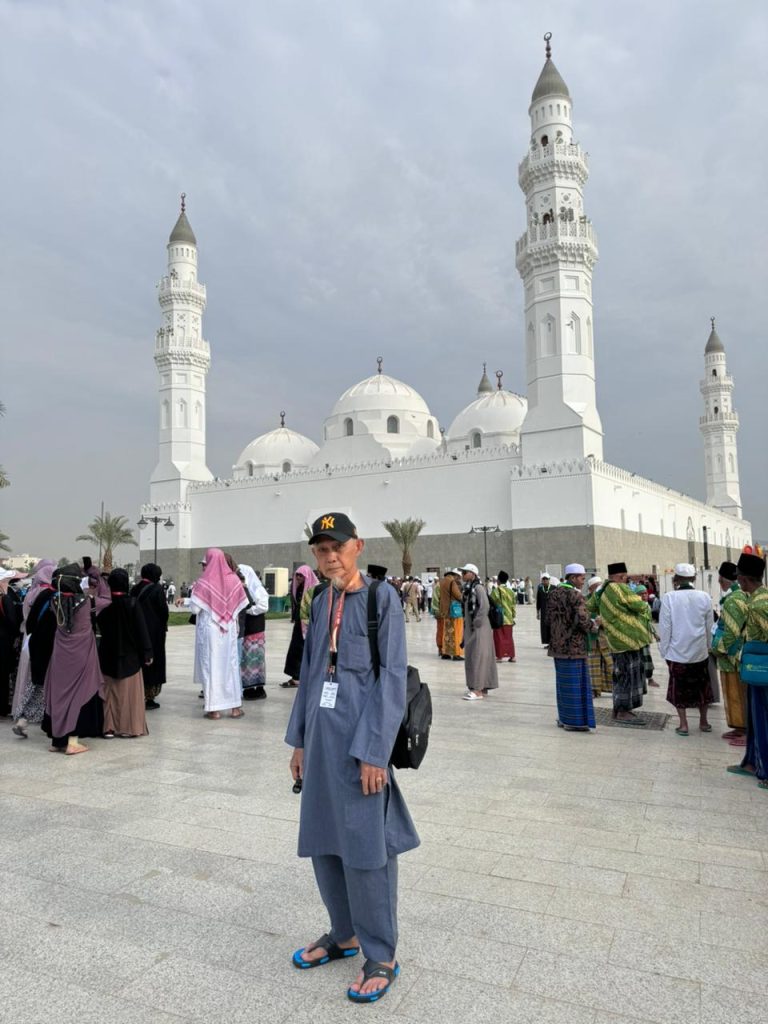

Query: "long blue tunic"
left=285, top=576, right=420, bottom=870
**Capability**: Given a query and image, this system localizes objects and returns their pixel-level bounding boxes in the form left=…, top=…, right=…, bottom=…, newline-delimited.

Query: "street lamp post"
left=469, top=525, right=501, bottom=580
left=137, top=511, right=175, bottom=564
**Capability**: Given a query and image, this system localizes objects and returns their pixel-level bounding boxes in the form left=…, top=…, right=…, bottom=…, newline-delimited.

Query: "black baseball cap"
left=309, top=512, right=358, bottom=545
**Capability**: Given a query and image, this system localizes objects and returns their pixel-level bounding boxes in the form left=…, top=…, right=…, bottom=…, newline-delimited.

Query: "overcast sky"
left=1, top=0, right=766, bottom=561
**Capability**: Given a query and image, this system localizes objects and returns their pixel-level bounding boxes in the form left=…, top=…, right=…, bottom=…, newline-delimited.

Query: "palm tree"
left=382, top=517, right=426, bottom=577
left=76, top=512, right=137, bottom=572
left=0, top=530, right=10, bottom=554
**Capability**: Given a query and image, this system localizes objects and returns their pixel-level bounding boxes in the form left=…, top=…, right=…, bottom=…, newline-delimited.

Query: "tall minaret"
left=699, top=318, right=741, bottom=516
left=150, top=195, right=213, bottom=505
left=516, top=34, right=603, bottom=463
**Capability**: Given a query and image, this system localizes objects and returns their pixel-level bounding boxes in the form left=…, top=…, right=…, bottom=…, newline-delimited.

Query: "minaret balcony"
left=519, top=143, right=589, bottom=189
left=700, top=374, right=733, bottom=391
left=158, top=277, right=207, bottom=302
left=515, top=219, right=598, bottom=261
left=699, top=412, right=739, bottom=427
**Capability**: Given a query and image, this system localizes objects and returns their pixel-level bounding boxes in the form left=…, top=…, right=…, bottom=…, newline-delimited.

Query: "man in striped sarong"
left=547, top=564, right=597, bottom=731
left=589, top=561, right=652, bottom=727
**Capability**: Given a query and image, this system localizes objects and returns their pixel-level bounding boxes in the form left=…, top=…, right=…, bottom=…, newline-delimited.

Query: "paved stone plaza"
left=1, top=605, right=767, bottom=1024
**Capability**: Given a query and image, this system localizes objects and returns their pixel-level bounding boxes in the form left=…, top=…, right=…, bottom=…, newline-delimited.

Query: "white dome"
left=447, top=389, right=527, bottom=450
left=331, top=373, right=431, bottom=418
left=234, top=424, right=319, bottom=478
left=317, top=368, right=439, bottom=465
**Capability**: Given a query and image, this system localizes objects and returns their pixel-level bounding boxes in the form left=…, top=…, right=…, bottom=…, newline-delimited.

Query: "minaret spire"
left=517, top=37, right=602, bottom=462
left=699, top=319, right=741, bottom=516
left=150, top=201, right=212, bottom=504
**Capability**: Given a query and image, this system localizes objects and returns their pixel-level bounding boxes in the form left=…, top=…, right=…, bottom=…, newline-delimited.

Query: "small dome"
left=169, top=208, right=196, bottom=246
left=234, top=424, right=318, bottom=477
left=531, top=58, right=570, bottom=102
left=705, top=322, right=725, bottom=355
left=448, top=389, right=528, bottom=448
left=331, top=372, right=431, bottom=418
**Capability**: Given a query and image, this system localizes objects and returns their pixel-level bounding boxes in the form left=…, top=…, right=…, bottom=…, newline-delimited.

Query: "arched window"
left=387, top=416, right=399, bottom=434
left=177, top=398, right=188, bottom=427
left=247, top=462, right=254, bottom=478
left=161, top=400, right=170, bottom=429
left=194, top=401, right=203, bottom=430
left=427, top=420, right=434, bottom=439
left=728, top=453, right=735, bottom=473
left=344, top=417, right=353, bottom=437
left=471, top=432, right=482, bottom=449
left=541, top=134, right=549, bottom=147
left=726, top=530, right=732, bottom=560
left=712, top=369, right=717, bottom=376
left=282, top=461, right=291, bottom=474
left=714, top=406, right=719, bottom=415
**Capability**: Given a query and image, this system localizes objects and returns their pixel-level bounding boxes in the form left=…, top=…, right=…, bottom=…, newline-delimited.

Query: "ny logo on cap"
left=320, top=515, right=335, bottom=530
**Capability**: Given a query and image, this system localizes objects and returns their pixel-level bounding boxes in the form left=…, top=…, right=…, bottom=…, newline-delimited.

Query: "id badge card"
left=320, top=680, right=338, bottom=709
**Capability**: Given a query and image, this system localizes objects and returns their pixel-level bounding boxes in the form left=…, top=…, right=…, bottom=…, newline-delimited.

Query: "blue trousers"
left=311, top=854, right=398, bottom=963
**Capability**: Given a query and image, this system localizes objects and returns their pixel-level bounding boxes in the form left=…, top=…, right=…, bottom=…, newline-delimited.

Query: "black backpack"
left=367, top=581, right=432, bottom=769
left=312, top=579, right=432, bottom=769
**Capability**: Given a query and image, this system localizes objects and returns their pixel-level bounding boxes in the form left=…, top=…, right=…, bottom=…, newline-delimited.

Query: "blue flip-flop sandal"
left=347, top=959, right=400, bottom=1003
left=292, top=933, right=360, bottom=969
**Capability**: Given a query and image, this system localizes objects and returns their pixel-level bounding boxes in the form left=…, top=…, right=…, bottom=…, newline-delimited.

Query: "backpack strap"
left=367, top=579, right=381, bottom=678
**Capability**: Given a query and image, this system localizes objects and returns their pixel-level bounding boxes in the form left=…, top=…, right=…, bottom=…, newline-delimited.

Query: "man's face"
left=610, top=572, right=628, bottom=584
left=570, top=573, right=586, bottom=589
left=737, top=572, right=758, bottom=594
left=311, top=537, right=364, bottom=586
left=718, top=575, right=731, bottom=591
left=462, top=570, right=475, bottom=583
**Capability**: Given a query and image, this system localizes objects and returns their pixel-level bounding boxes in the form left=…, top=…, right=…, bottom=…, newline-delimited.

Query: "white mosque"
left=141, top=37, right=751, bottom=584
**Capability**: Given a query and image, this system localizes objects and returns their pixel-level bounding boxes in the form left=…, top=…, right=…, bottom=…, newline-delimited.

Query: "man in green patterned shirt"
left=588, top=561, right=651, bottom=726
left=728, top=552, right=768, bottom=791
left=711, top=561, right=748, bottom=746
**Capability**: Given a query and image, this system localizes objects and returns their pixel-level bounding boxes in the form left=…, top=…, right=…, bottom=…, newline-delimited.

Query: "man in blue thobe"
left=286, top=512, right=419, bottom=1003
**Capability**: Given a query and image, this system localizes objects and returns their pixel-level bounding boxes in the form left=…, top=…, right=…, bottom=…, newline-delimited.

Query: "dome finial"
left=376, top=356, right=383, bottom=375
left=711, top=316, right=716, bottom=331
left=180, top=192, right=186, bottom=213
left=477, top=364, right=493, bottom=394
left=280, top=410, right=286, bottom=427
left=544, top=31, right=552, bottom=59
left=495, top=370, right=504, bottom=391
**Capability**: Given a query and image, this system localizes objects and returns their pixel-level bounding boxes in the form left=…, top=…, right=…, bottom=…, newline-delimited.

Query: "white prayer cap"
left=674, top=563, right=696, bottom=577
left=459, top=563, right=479, bottom=575
left=588, top=576, right=602, bottom=589
left=564, top=563, right=586, bottom=576
left=541, top=572, right=550, bottom=579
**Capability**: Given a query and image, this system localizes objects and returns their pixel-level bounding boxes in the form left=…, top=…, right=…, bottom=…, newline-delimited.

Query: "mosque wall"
left=186, top=449, right=521, bottom=549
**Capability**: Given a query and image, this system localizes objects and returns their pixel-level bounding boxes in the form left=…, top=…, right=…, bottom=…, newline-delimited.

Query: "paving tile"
left=514, top=949, right=701, bottom=1023
left=609, top=928, right=768, bottom=995
left=460, top=901, right=614, bottom=957
left=636, top=834, right=765, bottom=869
left=546, top=889, right=701, bottom=942
left=411, top=864, right=554, bottom=913
left=699, top=861, right=768, bottom=895
left=624, top=871, right=768, bottom=915
left=701, top=982, right=768, bottom=1024
left=396, top=968, right=596, bottom=1024
left=492, top=852, right=627, bottom=895
left=570, top=843, right=700, bottom=882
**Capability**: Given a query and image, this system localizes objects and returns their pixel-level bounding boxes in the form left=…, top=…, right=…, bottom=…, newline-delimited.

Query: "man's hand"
left=290, top=747, right=304, bottom=782
left=360, top=762, right=388, bottom=796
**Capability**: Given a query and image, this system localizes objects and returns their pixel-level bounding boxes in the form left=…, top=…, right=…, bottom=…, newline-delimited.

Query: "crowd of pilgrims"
left=4, top=550, right=766, bottom=788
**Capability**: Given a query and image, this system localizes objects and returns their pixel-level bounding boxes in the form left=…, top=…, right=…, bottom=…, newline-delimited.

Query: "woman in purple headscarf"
left=42, top=564, right=107, bottom=755
left=281, top=564, right=318, bottom=687
left=12, top=559, right=56, bottom=737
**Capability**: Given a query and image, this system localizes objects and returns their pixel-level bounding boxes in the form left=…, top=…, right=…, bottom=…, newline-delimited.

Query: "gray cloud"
left=1, top=0, right=765, bottom=560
